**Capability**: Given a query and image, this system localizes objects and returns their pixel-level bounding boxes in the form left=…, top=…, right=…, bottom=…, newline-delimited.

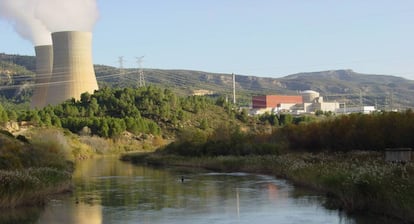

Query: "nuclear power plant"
left=31, top=31, right=99, bottom=108
left=30, top=45, right=53, bottom=108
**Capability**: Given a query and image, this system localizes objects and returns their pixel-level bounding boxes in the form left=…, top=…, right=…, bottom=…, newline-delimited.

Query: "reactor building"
left=31, top=31, right=99, bottom=108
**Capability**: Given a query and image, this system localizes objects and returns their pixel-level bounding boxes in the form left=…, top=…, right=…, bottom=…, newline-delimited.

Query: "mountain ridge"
left=1, top=52, right=414, bottom=109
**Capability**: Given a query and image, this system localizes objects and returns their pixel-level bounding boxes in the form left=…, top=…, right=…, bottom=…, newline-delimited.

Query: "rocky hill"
left=1, top=52, right=414, bottom=109
left=96, top=66, right=414, bottom=109
left=279, top=70, right=414, bottom=109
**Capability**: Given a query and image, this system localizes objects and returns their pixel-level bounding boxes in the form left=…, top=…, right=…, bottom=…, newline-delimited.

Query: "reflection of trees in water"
left=0, top=206, right=43, bottom=224
left=71, top=157, right=285, bottom=212
left=39, top=202, right=102, bottom=224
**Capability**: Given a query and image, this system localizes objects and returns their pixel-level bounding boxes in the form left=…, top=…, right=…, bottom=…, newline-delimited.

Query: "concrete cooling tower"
left=30, top=45, right=53, bottom=109
left=45, top=31, right=99, bottom=106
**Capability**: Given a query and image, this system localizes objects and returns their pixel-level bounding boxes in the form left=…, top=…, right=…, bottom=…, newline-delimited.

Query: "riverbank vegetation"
left=123, top=110, right=414, bottom=223
left=0, top=129, right=77, bottom=208
left=155, top=110, right=414, bottom=158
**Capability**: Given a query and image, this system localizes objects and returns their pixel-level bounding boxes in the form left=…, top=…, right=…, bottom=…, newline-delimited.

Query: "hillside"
left=95, top=66, right=414, bottom=109
left=279, top=70, right=414, bottom=109
left=1, top=52, right=414, bottom=109
left=0, top=53, right=36, bottom=99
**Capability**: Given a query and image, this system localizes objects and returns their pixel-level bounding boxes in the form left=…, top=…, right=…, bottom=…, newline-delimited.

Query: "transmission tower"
left=136, top=56, right=145, bottom=87
left=118, top=56, right=125, bottom=76
left=232, top=73, right=236, bottom=105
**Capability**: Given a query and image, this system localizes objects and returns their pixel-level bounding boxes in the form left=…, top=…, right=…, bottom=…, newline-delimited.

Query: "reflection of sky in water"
left=96, top=173, right=346, bottom=224
left=27, top=157, right=357, bottom=224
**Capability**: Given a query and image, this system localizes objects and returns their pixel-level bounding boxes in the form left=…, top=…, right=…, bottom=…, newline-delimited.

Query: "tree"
left=51, top=115, right=62, bottom=127
left=99, top=119, right=109, bottom=138
left=80, top=92, right=91, bottom=105
left=199, top=118, right=208, bottom=130
left=0, top=104, right=8, bottom=124
left=238, top=108, right=249, bottom=123
left=279, top=114, right=293, bottom=126
left=6, top=110, right=17, bottom=121
left=89, top=97, right=99, bottom=116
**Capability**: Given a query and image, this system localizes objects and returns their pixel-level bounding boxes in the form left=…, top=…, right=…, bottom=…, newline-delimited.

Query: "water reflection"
left=0, top=207, right=42, bottom=224
left=0, top=157, right=400, bottom=224
left=40, top=201, right=102, bottom=224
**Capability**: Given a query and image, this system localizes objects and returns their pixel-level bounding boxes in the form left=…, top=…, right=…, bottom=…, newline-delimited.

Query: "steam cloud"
left=0, top=0, right=51, bottom=45
left=35, top=0, right=99, bottom=33
left=0, top=0, right=99, bottom=46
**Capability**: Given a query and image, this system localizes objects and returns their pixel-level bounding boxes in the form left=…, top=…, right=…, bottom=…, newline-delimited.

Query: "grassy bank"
left=0, top=167, right=71, bottom=207
left=121, top=151, right=414, bottom=222
left=0, top=128, right=76, bottom=208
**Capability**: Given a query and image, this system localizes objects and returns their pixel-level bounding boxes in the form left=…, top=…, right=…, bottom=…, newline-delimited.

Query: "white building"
left=300, top=92, right=340, bottom=114
left=339, top=106, right=377, bottom=114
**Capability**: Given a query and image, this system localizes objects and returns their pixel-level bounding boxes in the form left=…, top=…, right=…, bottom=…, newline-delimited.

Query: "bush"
left=16, top=135, right=29, bottom=143
left=0, top=130, right=14, bottom=138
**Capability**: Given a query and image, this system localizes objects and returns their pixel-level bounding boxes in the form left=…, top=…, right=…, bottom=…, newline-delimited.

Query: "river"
left=0, top=156, right=395, bottom=224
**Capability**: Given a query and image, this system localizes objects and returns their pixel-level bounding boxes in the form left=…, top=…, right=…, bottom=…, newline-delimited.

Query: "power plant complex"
left=30, top=31, right=99, bottom=108
left=251, top=90, right=377, bottom=115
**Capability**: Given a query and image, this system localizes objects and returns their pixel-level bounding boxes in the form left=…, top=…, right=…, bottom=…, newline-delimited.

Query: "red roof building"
left=252, top=95, right=303, bottom=109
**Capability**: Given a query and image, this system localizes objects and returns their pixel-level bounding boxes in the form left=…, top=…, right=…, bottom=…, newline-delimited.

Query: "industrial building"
left=252, top=95, right=303, bottom=114
left=31, top=31, right=99, bottom=108
left=342, top=106, right=377, bottom=114
left=251, top=90, right=343, bottom=115
left=252, top=95, right=303, bottom=109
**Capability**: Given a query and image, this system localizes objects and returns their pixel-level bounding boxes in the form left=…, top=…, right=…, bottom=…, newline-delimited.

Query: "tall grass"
left=0, top=168, right=71, bottom=207
left=0, top=128, right=74, bottom=208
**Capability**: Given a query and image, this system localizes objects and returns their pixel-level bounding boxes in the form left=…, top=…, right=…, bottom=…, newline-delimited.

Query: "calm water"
left=0, top=157, right=393, bottom=224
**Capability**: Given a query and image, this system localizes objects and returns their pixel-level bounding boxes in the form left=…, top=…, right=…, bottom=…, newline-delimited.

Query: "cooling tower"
left=30, top=45, right=53, bottom=109
left=45, top=31, right=98, bottom=105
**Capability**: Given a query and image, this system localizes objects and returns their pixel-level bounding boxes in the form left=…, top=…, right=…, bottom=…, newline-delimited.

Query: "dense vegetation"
left=17, top=86, right=243, bottom=138
left=280, top=110, right=414, bottom=151
left=0, top=129, right=75, bottom=208
left=159, top=110, right=414, bottom=158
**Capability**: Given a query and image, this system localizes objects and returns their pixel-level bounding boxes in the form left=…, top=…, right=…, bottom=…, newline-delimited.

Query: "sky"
left=1, top=0, right=413, bottom=80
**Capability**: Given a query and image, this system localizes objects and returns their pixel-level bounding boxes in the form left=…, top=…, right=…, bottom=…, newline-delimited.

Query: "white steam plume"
left=35, top=0, right=99, bottom=32
left=0, top=0, right=51, bottom=45
left=0, top=0, right=99, bottom=46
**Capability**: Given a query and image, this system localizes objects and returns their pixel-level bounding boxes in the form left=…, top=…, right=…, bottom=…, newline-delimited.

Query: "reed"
left=0, top=128, right=74, bottom=208
left=0, top=168, right=71, bottom=207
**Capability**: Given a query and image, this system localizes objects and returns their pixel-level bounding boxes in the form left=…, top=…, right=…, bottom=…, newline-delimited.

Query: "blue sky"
left=1, top=0, right=413, bottom=79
